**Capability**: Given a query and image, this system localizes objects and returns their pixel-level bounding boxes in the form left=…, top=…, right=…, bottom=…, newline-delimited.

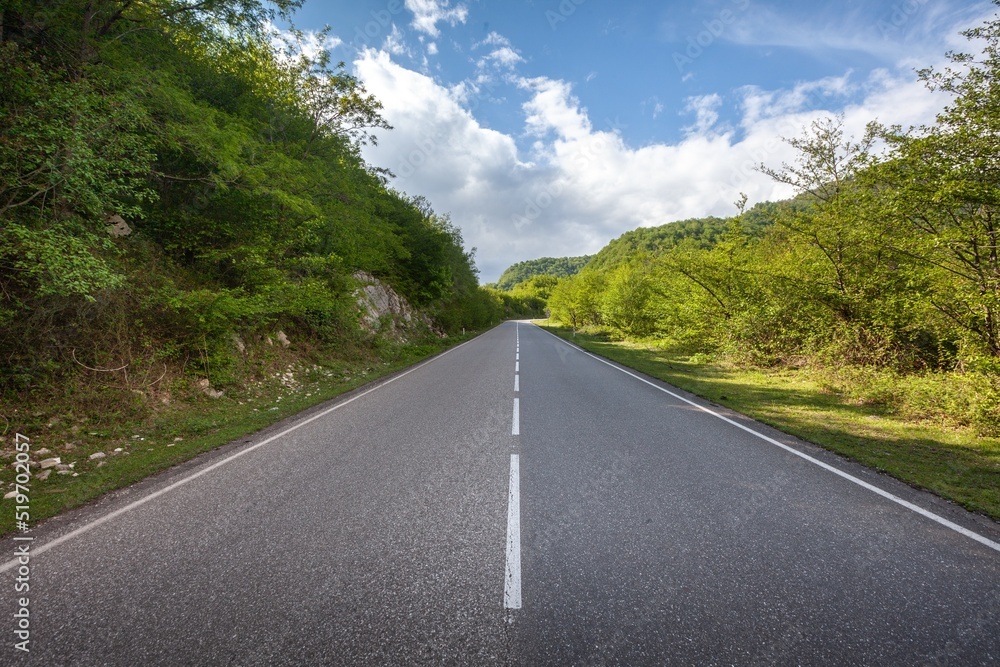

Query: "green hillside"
left=0, top=0, right=533, bottom=531
left=496, top=255, right=593, bottom=290
left=585, top=201, right=791, bottom=272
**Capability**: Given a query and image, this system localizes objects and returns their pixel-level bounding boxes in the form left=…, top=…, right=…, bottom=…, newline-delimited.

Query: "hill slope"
left=495, top=255, right=593, bottom=290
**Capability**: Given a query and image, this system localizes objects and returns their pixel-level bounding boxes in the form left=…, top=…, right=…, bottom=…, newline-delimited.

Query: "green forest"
left=511, top=14, right=1000, bottom=436
left=0, top=0, right=531, bottom=403
left=493, top=255, right=592, bottom=290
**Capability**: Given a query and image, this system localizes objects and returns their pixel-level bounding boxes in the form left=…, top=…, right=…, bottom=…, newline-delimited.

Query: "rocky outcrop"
left=353, top=271, right=441, bottom=340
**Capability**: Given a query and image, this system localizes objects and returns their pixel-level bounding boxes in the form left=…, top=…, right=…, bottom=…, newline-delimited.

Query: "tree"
left=601, top=262, right=657, bottom=338
left=874, top=8, right=1000, bottom=359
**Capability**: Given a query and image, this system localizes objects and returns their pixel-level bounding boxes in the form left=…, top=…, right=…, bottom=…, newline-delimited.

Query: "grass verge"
left=537, top=321, right=1000, bottom=521
left=0, top=333, right=475, bottom=537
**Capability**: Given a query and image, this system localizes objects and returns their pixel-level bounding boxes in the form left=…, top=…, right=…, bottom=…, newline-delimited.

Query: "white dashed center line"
left=504, top=454, right=522, bottom=609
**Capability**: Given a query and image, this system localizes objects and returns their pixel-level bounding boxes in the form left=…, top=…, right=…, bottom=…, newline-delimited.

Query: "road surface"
left=3, top=321, right=998, bottom=665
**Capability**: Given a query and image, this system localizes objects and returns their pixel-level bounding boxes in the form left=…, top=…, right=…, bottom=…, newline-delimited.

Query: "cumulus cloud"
left=404, top=0, right=469, bottom=38
left=683, top=94, right=723, bottom=136
left=472, top=32, right=524, bottom=77
left=481, top=46, right=523, bottom=68
left=382, top=24, right=411, bottom=57
left=354, top=48, right=952, bottom=282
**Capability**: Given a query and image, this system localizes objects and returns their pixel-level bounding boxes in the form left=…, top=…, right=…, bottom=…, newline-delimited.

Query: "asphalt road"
left=3, top=321, right=998, bottom=665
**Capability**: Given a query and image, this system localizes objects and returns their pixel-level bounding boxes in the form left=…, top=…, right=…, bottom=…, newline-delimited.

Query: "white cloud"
left=382, top=24, right=411, bottom=57
left=480, top=32, right=512, bottom=48
left=683, top=94, right=723, bottom=135
left=427, top=42, right=439, bottom=55
left=481, top=46, right=523, bottom=68
left=737, top=73, right=854, bottom=127
left=518, top=76, right=592, bottom=141
left=404, top=0, right=469, bottom=38
left=355, top=50, right=952, bottom=282
left=472, top=32, right=524, bottom=75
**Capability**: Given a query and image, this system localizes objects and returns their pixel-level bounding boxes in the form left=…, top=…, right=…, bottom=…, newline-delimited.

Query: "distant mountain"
left=495, top=255, right=593, bottom=291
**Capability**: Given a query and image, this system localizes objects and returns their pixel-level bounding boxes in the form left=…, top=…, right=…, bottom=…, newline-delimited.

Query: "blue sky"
left=281, top=0, right=995, bottom=282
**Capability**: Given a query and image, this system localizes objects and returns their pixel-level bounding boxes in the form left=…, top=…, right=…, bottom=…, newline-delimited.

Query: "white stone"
left=89, top=452, right=106, bottom=460
left=106, top=214, right=132, bottom=237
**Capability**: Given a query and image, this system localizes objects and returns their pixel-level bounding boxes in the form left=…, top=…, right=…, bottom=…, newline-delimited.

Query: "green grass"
left=0, top=335, right=474, bottom=536
left=537, top=321, right=1000, bottom=521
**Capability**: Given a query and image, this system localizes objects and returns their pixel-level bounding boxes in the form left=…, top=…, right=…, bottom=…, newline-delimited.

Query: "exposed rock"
left=35, top=469, right=51, bottom=481
left=35, top=448, right=51, bottom=456
left=196, top=378, right=224, bottom=399
left=40, top=457, right=61, bottom=469
left=106, top=214, right=132, bottom=237
left=3, top=490, right=16, bottom=500
left=352, top=271, right=442, bottom=340
left=233, top=334, right=246, bottom=354
left=276, top=330, right=291, bottom=347
left=89, top=452, right=106, bottom=460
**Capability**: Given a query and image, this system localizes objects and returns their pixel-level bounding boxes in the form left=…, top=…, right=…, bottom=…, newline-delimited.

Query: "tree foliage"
left=0, top=0, right=501, bottom=392
left=542, top=6, right=1000, bottom=431
left=494, top=255, right=592, bottom=291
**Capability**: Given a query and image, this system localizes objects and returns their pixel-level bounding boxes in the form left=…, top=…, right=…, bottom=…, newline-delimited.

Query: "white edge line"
left=504, top=453, right=522, bottom=609
left=0, top=336, right=481, bottom=573
left=512, top=398, right=520, bottom=436
left=534, top=325, right=1000, bottom=554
